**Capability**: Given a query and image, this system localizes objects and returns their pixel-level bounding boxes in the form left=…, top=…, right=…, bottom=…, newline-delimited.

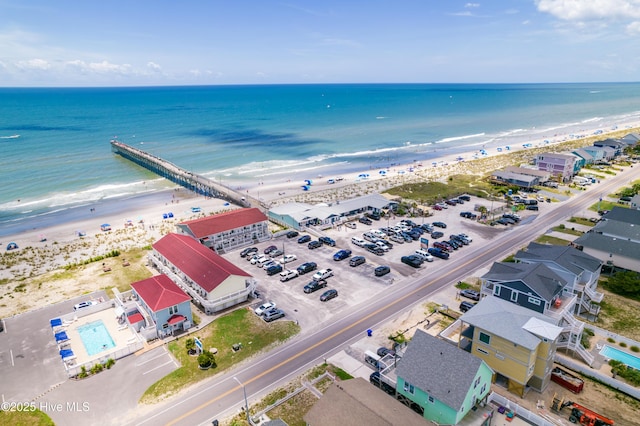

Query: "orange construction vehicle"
left=562, top=401, right=614, bottom=426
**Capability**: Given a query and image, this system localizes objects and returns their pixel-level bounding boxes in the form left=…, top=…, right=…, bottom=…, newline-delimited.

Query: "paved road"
left=122, top=166, right=640, bottom=426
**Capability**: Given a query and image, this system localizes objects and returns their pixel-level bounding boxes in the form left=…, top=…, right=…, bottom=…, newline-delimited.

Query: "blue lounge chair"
left=50, top=318, right=62, bottom=328
left=55, top=331, right=69, bottom=343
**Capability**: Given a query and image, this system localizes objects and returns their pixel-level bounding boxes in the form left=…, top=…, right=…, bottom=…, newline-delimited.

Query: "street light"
left=233, top=377, right=251, bottom=425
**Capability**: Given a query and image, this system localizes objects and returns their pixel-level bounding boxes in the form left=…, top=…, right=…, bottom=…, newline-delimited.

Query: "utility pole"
left=233, top=377, right=252, bottom=425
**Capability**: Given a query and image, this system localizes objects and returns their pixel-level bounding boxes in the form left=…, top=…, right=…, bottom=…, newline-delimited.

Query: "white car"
left=458, top=233, right=473, bottom=242
left=279, top=269, right=299, bottom=282
left=312, top=268, right=333, bottom=281
left=254, top=302, right=276, bottom=316
left=414, top=249, right=434, bottom=262
left=251, top=255, right=268, bottom=265
left=279, top=254, right=297, bottom=264
left=74, top=300, right=97, bottom=310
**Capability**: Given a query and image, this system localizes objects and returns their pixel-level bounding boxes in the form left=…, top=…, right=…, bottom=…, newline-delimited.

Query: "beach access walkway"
left=110, top=140, right=261, bottom=208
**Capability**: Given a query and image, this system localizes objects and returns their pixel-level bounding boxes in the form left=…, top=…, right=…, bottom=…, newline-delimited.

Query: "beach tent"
left=76, top=230, right=86, bottom=237
left=168, top=212, right=174, bottom=218
left=55, top=331, right=69, bottom=343
left=100, top=224, right=111, bottom=231
left=6, top=242, right=18, bottom=251
left=378, top=170, right=387, bottom=176
left=163, top=213, right=168, bottom=219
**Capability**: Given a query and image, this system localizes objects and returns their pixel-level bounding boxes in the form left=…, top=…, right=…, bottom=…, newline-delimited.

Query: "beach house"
left=176, top=207, right=270, bottom=254
left=514, top=242, right=603, bottom=319
left=443, top=297, right=563, bottom=397
left=394, top=330, right=494, bottom=424
left=490, top=170, right=540, bottom=189
left=478, top=262, right=593, bottom=366
left=148, top=233, right=256, bottom=314
left=130, top=274, right=193, bottom=338
left=534, top=152, right=578, bottom=182
left=573, top=206, right=640, bottom=273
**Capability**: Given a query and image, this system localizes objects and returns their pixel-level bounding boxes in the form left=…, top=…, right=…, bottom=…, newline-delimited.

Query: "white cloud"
left=535, top=0, right=640, bottom=21
left=627, top=21, right=640, bottom=34
left=465, top=2, right=480, bottom=7
left=147, top=61, right=161, bottom=71
left=15, top=58, right=50, bottom=70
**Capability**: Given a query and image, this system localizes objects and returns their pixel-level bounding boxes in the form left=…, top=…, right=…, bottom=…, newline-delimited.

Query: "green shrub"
left=620, top=342, right=628, bottom=348
left=91, top=363, right=104, bottom=374
left=104, top=358, right=115, bottom=369
left=607, top=337, right=616, bottom=343
left=78, top=366, right=88, bottom=379
left=631, top=346, right=640, bottom=353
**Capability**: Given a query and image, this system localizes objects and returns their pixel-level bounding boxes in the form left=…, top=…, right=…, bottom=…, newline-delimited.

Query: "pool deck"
left=59, top=307, right=138, bottom=366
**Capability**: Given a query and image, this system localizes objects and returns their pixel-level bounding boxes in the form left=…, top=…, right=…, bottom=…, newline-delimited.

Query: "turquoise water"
left=2, top=83, right=640, bottom=236
left=77, top=320, right=115, bottom=356
left=600, top=345, right=640, bottom=370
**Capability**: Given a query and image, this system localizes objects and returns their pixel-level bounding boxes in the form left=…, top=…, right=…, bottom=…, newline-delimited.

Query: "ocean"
left=2, top=83, right=640, bottom=236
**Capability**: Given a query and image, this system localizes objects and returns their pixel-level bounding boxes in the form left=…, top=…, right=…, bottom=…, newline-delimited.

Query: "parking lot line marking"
left=142, top=360, right=174, bottom=375
left=10, top=349, right=14, bottom=367
left=136, top=351, right=171, bottom=366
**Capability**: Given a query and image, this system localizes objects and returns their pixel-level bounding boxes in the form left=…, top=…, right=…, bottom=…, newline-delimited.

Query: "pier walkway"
left=110, top=140, right=261, bottom=208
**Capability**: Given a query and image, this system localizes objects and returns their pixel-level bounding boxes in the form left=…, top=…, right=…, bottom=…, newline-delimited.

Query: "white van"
left=351, top=237, right=366, bottom=247
left=414, top=249, right=434, bottom=262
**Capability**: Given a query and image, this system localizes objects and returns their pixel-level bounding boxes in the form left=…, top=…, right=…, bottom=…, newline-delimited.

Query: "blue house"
left=131, top=274, right=193, bottom=338
left=395, top=330, right=494, bottom=425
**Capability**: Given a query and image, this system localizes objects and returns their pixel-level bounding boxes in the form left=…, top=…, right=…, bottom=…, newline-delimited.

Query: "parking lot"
left=222, top=194, right=546, bottom=330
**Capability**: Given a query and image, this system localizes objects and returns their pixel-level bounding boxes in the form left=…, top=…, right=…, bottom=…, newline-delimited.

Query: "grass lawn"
left=551, top=226, right=584, bottom=236
left=568, top=217, right=597, bottom=227
left=0, top=409, right=54, bottom=426
left=140, top=307, right=300, bottom=403
left=384, top=174, right=496, bottom=203
left=534, top=235, right=572, bottom=246
left=589, top=285, right=640, bottom=341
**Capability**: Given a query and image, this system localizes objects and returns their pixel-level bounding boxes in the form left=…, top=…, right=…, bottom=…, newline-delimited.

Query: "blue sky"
left=1, top=0, right=640, bottom=86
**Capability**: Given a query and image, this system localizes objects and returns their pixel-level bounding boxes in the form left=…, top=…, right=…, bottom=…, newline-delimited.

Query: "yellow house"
left=456, top=297, right=562, bottom=397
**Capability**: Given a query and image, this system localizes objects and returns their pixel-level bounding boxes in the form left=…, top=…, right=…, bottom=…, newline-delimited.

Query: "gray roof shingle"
left=515, top=242, right=602, bottom=275
left=395, top=330, right=486, bottom=410
left=482, top=262, right=565, bottom=302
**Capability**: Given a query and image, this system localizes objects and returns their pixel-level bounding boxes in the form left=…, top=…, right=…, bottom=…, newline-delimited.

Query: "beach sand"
left=1, top=122, right=639, bottom=318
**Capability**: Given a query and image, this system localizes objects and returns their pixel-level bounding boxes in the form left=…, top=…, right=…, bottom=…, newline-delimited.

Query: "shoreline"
left=1, top=122, right=639, bottom=260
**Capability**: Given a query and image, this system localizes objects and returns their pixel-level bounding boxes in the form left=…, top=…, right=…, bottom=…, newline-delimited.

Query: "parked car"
left=296, top=262, right=318, bottom=275
left=286, top=230, right=299, bottom=238
left=262, top=309, right=285, bottom=322
left=359, top=216, right=372, bottom=225
left=269, top=249, right=284, bottom=258
left=459, top=301, right=476, bottom=313
left=308, top=240, right=322, bottom=250
left=240, top=247, right=258, bottom=258
left=458, top=233, right=473, bottom=243
left=319, top=236, right=336, bottom=246
left=431, top=231, right=444, bottom=239
left=432, top=221, right=447, bottom=228
left=526, top=205, right=539, bottom=211
left=432, top=204, right=443, bottom=211
left=264, top=245, right=277, bottom=255
left=320, top=289, right=338, bottom=301
left=254, top=301, right=276, bottom=316
left=251, top=255, right=269, bottom=265
left=313, top=268, right=334, bottom=281
left=304, top=279, right=327, bottom=294
left=74, top=300, right=97, bottom=310
left=377, top=347, right=395, bottom=357
left=365, top=211, right=381, bottom=221
left=401, top=255, right=423, bottom=268
left=459, top=195, right=471, bottom=201
left=351, top=237, right=367, bottom=247
left=279, top=254, right=297, bottom=264
left=427, top=247, right=450, bottom=259
left=261, top=260, right=278, bottom=270
left=266, top=264, right=283, bottom=275
left=344, top=222, right=357, bottom=229
left=279, top=269, right=299, bottom=282
left=297, top=235, right=311, bottom=244
left=367, top=245, right=385, bottom=256
left=333, top=249, right=352, bottom=261
left=460, top=289, right=480, bottom=301
left=374, top=265, right=391, bottom=276
left=349, top=256, right=366, bottom=267
left=370, top=372, right=396, bottom=395
left=414, top=249, right=434, bottom=262
left=433, top=241, right=452, bottom=252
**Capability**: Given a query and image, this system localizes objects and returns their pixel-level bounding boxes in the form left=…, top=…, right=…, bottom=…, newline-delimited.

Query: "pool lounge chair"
left=596, top=343, right=603, bottom=351
left=54, top=331, right=69, bottom=343
left=60, top=349, right=76, bottom=361
left=50, top=318, right=63, bottom=328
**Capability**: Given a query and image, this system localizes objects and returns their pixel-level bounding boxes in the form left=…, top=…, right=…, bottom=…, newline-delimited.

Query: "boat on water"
left=0, top=134, right=20, bottom=139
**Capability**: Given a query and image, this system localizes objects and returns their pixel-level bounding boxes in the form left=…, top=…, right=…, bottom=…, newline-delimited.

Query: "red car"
left=433, top=205, right=443, bottom=211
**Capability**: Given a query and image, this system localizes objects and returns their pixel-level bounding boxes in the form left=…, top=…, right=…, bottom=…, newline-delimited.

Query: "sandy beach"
left=1, top=121, right=639, bottom=318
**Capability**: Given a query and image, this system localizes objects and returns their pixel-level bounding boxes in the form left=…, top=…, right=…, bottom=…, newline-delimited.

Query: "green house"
left=395, top=330, right=494, bottom=425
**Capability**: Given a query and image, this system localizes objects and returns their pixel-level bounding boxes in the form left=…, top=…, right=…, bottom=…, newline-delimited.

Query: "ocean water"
left=2, top=83, right=640, bottom=236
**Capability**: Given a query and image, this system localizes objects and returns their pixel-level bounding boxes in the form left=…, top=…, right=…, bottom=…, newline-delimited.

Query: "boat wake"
left=0, top=134, right=20, bottom=139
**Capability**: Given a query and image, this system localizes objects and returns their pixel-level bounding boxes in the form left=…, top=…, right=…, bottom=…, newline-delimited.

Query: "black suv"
left=359, top=216, right=372, bottom=225
left=319, top=236, right=336, bottom=246
left=459, top=301, right=475, bottom=313
left=240, top=247, right=258, bottom=258
left=308, top=240, right=322, bottom=250
left=286, top=230, right=299, bottom=238
left=374, top=265, right=391, bottom=276
left=401, top=255, right=423, bottom=268
left=297, top=262, right=318, bottom=275
left=304, top=279, right=327, bottom=294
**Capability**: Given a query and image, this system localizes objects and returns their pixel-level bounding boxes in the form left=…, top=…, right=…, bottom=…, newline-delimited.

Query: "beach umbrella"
left=304, top=179, right=313, bottom=185
left=379, top=170, right=387, bottom=175
left=301, top=185, right=310, bottom=191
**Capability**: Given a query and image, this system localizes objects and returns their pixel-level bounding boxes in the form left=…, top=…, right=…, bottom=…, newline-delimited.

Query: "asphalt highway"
left=126, top=164, right=640, bottom=426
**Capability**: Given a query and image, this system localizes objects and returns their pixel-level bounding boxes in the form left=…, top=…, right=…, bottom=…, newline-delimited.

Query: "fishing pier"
left=110, top=140, right=258, bottom=208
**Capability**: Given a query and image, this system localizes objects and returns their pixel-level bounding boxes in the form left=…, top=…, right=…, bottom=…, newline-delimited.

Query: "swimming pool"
left=77, top=320, right=115, bottom=356
left=600, top=345, right=640, bottom=370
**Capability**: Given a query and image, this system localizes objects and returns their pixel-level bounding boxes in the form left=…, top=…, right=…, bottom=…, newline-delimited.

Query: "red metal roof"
left=127, top=312, right=144, bottom=324
left=153, top=233, right=251, bottom=293
left=130, top=274, right=191, bottom=313
left=167, top=314, right=186, bottom=325
left=179, top=208, right=267, bottom=238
